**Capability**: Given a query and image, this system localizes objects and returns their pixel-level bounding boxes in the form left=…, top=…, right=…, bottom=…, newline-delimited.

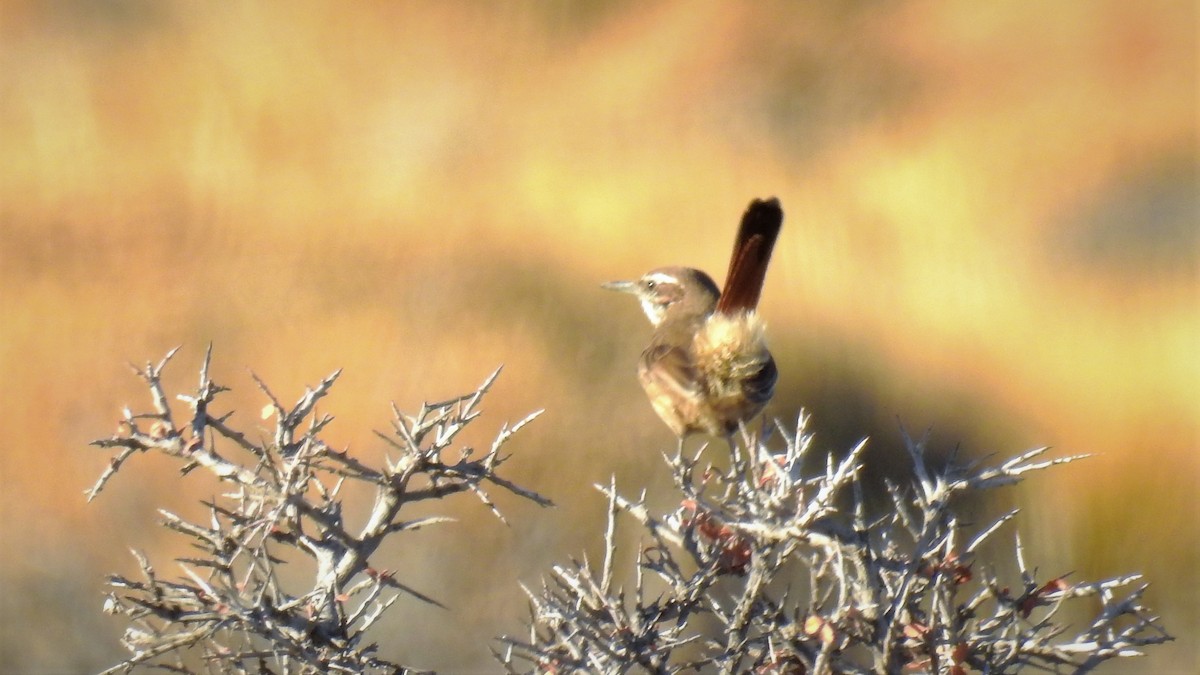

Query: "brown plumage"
left=603, top=198, right=783, bottom=438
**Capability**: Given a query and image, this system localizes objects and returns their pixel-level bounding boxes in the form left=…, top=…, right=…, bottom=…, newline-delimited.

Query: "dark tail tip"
left=716, top=197, right=784, bottom=314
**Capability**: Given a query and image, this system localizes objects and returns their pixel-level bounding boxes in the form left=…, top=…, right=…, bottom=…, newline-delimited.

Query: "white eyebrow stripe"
left=645, top=271, right=680, bottom=285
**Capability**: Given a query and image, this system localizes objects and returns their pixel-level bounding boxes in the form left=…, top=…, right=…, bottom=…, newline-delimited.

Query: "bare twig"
left=91, top=348, right=548, bottom=674
left=500, top=416, right=1172, bottom=674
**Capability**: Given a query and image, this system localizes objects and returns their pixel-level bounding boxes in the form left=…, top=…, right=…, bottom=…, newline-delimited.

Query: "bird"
left=603, top=197, right=783, bottom=441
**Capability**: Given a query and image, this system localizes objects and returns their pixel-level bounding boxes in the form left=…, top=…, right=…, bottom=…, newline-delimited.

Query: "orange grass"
left=0, top=2, right=1194, bottom=671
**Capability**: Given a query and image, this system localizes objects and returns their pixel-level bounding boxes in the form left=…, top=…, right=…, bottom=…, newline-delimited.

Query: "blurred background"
left=1, top=1, right=1195, bottom=672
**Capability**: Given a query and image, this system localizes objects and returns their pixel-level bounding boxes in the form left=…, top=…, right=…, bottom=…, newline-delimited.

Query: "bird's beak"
left=601, top=280, right=638, bottom=294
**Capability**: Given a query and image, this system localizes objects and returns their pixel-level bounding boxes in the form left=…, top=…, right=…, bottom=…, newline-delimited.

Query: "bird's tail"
left=716, top=197, right=783, bottom=315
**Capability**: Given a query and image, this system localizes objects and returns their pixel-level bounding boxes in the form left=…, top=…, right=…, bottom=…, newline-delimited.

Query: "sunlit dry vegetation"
left=0, top=1, right=1194, bottom=671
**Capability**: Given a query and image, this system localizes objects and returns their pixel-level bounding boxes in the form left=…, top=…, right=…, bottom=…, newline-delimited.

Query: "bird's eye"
left=644, top=280, right=656, bottom=291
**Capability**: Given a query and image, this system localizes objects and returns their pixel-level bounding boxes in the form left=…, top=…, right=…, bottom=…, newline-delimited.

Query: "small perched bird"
left=603, top=197, right=783, bottom=439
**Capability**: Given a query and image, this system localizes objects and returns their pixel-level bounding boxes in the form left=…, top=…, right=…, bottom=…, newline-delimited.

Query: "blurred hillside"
left=0, top=1, right=1195, bottom=672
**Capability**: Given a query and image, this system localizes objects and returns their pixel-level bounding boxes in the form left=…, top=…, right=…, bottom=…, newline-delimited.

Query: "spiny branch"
left=91, top=348, right=548, bottom=674
left=500, top=416, right=1172, bottom=674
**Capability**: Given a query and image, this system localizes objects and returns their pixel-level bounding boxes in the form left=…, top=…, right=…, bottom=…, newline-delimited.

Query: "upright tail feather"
left=715, top=197, right=783, bottom=315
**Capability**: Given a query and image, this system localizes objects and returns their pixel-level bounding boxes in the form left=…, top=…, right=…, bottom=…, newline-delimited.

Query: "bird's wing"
left=741, top=353, right=777, bottom=407
left=635, top=342, right=707, bottom=436
left=637, top=342, right=703, bottom=399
